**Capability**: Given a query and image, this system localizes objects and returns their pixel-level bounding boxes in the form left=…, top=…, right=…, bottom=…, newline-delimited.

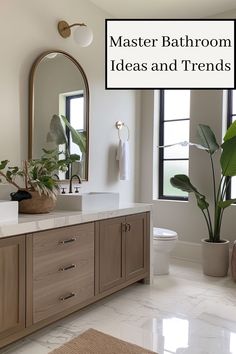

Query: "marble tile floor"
left=1, top=259, right=236, bottom=354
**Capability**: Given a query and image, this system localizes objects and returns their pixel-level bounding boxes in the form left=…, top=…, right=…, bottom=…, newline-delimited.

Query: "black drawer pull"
left=58, top=264, right=76, bottom=272
left=59, top=292, right=76, bottom=301
left=59, top=237, right=77, bottom=245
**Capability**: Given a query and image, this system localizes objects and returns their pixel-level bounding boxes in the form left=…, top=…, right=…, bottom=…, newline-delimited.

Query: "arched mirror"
left=29, top=50, right=89, bottom=181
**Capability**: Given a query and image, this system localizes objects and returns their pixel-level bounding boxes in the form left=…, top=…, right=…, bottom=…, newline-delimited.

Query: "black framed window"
left=227, top=90, right=236, bottom=199
left=159, top=90, right=190, bottom=200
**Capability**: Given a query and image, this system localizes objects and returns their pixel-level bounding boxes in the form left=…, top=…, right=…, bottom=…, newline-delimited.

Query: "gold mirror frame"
left=28, top=49, right=89, bottom=181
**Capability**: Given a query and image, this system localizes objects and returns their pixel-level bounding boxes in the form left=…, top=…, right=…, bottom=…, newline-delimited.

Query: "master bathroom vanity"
left=0, top=204, right=151, bottom=348
left=0, top=45, right=152, bottom=349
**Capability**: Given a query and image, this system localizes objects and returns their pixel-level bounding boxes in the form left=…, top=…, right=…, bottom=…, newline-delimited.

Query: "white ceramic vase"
left=201, top=238, right=229, bottom=277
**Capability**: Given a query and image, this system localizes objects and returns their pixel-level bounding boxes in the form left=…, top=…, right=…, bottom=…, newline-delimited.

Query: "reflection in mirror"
left=29, top=50, right=89, bottom=180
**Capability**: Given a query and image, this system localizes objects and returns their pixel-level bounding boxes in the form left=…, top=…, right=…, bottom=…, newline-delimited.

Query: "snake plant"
left=170, top=121, right=236, bottom=242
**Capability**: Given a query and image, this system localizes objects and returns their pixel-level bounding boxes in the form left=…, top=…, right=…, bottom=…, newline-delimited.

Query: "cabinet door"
left=125, top=213, right=147, bottom=280
left=0, top=236, right=25, bottom=339
left=99, top=217, right=125, bottom=293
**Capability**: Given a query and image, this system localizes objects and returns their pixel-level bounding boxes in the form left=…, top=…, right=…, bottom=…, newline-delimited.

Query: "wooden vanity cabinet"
left=0, top=210, right=150, bottom=349
left=97, top=213, right=149, bottom=294
left=0, top=236, right=25, bottom=340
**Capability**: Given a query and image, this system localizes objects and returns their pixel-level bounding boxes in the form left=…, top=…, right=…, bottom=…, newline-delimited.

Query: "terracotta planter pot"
left=201, top=238, right=229, bottom=277
left=19, top=191, right=56, bottom=214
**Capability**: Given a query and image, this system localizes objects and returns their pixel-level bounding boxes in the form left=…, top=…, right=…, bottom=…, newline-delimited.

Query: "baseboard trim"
left=171, top=240, right=202, bottom=263
left=171, top=240, right=233, bottom=264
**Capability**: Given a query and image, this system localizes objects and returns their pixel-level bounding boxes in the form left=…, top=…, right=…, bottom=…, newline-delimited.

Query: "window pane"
left=164, top=90, right=190, bottom=120
left=164, top=120, right=189, bottom=159
left=231, top=177, right=236, bottom=198
left=69, top=96, right=84, bottom=157
left=70, top=96, right=84, bottom=130
left=163, top=160, right=188, bottom=197
left=232, top=91, right=236, bottom=114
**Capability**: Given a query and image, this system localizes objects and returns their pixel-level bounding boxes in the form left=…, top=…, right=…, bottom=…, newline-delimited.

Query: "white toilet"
left=153, top=227, right=178, bottom=275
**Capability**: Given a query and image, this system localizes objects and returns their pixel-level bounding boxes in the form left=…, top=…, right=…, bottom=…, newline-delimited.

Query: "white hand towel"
left=117, top=140, right=130, bottom=181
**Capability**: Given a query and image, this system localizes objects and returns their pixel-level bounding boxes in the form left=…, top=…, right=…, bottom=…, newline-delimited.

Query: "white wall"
left=0, top=0, right=140, bottom=203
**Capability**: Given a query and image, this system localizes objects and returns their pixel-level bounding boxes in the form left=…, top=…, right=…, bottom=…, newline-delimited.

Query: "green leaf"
left=38, top=176, right=55, bottom=190
left=32, top=166, right=38, bottom=180
left=170, top=174, right=209, bottom=211
left=196, top=195, right=209, bottom=210
left=61, top=115, right=86, bottom=154
left=197, top=124, right=219, bottom=154
left=6, top=170, right=12, bottom=180
left=42, top=148, right=57, bottom=155
left=69, top=154, right=81, bottom=162
left=224, top=120, right=236, bottom=142
left=218, top=198, right=236, bottom=209
left=170, top=174, right=199, bottom=194
left=221, top=136, right=236, bottom=176
left=0, top=160, right=9, bottom=170
left=47, top=115, right=68, bottom=147
left=8, top=166, right=19, bottom=174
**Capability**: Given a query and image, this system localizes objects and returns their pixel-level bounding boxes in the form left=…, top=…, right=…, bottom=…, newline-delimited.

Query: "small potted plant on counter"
left=169, top=121, right=236, bottom=277
left=0, top=149, right=78, bottom=214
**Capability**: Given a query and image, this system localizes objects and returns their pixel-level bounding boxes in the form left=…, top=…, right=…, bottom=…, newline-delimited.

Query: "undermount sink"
left=0, top=200, right=18, bottom=224
left=56, top=192, right=120, bottom=211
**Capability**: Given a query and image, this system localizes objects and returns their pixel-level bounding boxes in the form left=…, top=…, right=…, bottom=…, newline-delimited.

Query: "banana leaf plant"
left=47, top=114, right=86, bottom=159
left=170, top=121, right=236, bottom=243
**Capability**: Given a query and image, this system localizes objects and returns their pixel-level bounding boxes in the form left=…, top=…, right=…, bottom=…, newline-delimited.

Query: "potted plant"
left=169, top=121, right=236, bottom=276
left=0, top=149, right=78, bottom=214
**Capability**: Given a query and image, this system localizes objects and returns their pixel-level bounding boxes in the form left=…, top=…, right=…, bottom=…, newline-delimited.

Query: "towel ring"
left=115, top=121, right=130, bottom=141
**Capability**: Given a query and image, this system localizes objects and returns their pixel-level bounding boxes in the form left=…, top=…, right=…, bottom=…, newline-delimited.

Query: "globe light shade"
left=73, top=25, right=93, bottom=47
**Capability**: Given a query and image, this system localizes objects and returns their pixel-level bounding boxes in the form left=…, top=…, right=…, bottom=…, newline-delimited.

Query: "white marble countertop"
left=0, top=203, right=152, bottom=238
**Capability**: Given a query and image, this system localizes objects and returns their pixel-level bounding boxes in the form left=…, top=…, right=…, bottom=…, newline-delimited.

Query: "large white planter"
left=201, top=239, right=229, bottom=277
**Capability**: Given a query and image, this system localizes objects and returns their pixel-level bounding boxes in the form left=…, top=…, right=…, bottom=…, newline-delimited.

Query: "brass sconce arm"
left=58, top=20, right=86, bottom=38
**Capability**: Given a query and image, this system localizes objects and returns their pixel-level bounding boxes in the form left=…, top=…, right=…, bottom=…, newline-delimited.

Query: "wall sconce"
left=58, top=20, right=93, bottom=47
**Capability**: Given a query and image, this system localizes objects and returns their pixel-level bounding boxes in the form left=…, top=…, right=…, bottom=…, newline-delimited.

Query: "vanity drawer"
left=33, top=272, right=94, bottom=323
left=33, top=246, right=94, bottom=285
left=33, top=223, right=94, bottom=258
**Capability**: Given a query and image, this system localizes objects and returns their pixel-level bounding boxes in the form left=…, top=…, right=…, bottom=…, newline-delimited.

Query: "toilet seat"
left=153, top=227, right=178, bottom=240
